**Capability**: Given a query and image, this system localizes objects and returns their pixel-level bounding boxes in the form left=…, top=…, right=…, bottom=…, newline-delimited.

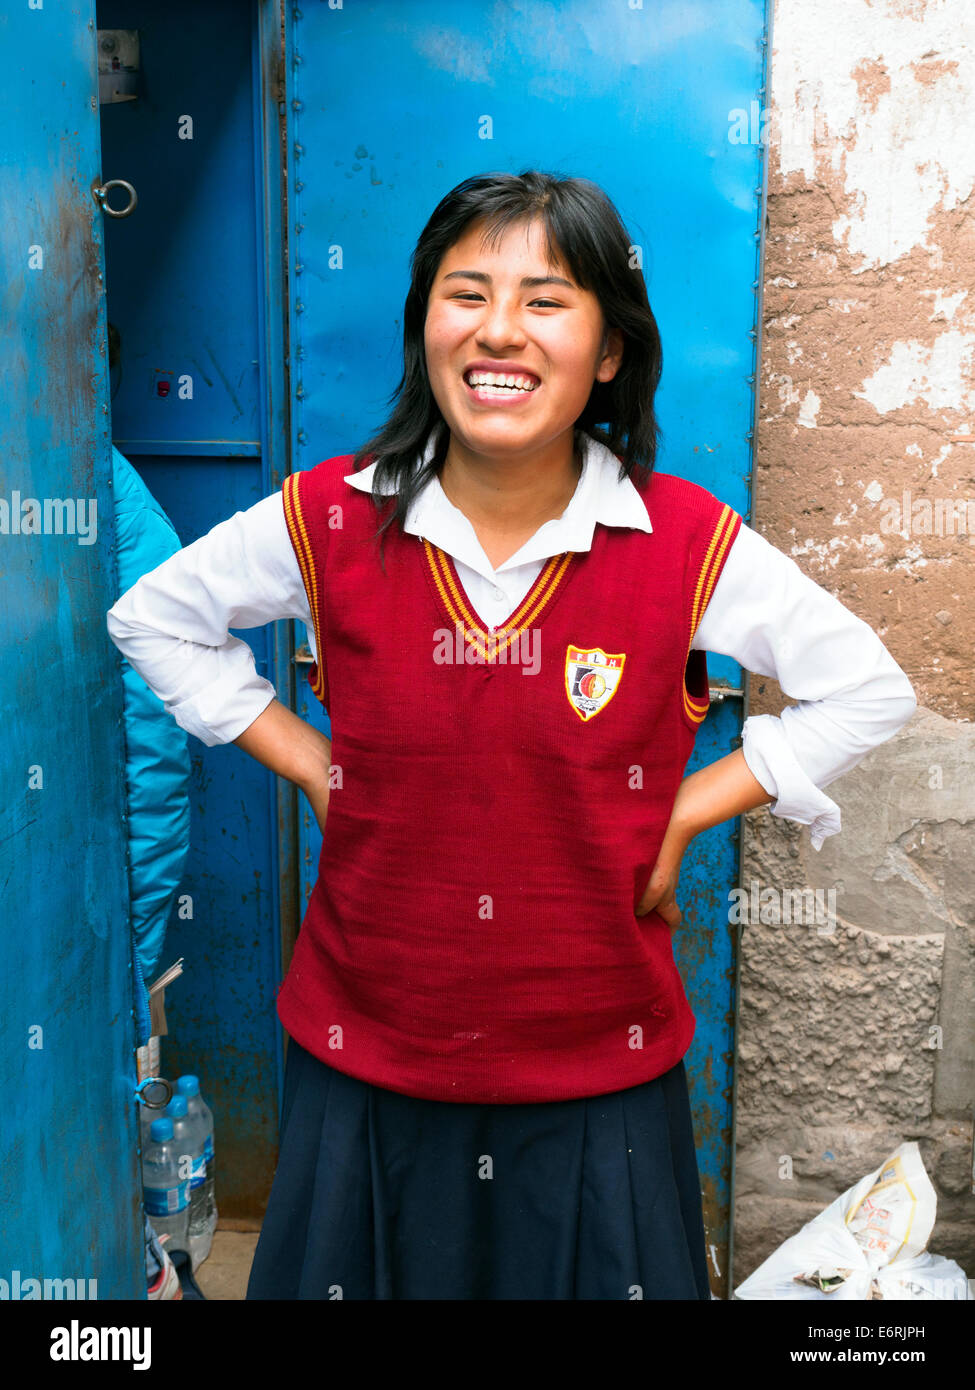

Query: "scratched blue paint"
left=286, top=0, right=769, bottom=1295
left=678, top=699, right=746, bottom=1294
left=0, top=1, right=143, bottom=1295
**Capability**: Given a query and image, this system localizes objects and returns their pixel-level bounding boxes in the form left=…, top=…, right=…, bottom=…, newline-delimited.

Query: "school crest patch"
left=564, top=645, right=626, bottom=722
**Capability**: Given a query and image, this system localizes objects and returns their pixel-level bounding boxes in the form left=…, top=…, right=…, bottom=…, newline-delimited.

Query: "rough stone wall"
left=734, top=0, right=975, bottom=1288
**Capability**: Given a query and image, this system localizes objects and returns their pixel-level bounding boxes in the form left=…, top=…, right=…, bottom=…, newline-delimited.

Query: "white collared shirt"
left=106, top=430, right=917, bottom=850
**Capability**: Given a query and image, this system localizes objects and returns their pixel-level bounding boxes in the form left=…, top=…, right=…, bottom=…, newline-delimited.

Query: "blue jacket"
left=111, top=446, right=191, bottom=1044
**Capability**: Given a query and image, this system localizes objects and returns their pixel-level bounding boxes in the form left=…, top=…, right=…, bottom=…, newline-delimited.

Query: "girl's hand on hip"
left=636, top=850, right=685, bottom=933
left=634, top=748, right=776, bottom=933
left=303, top=776, right=331, bottom=836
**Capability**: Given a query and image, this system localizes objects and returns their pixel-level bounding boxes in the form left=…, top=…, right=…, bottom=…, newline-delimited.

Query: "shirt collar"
left=342, top=427, right=652, bottom=578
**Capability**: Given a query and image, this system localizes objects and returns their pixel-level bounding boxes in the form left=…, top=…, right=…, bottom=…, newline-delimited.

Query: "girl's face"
left=423, top=217, right=622, bottom=464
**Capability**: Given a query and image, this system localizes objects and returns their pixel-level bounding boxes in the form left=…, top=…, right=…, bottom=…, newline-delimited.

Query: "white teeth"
left=465, top=371, right=538, bottom=391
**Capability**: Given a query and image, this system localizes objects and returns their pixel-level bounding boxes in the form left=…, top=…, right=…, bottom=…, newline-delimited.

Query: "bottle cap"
left=176, top=1075, right=200, bottom=1096
left=150, top=1117, right=174, bottom=1142
left=166, top=1095, right=188, bottom=1118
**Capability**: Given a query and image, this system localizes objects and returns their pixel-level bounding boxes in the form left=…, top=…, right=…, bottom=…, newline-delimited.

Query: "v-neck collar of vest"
left=421, top=537, right=578, bottom=662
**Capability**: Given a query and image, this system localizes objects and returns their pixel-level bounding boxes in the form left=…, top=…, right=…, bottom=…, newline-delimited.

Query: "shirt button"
left=493, top=587, right=504, bottom=601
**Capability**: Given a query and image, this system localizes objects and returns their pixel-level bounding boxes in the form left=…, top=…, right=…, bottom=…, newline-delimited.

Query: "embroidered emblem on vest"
left=565, top=645, right=626, bottom=722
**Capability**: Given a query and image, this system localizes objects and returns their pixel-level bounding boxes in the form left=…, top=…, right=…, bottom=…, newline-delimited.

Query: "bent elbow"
left=105, top=607, right=129, bottom=644
left=887, top=685, right=918, bottom=736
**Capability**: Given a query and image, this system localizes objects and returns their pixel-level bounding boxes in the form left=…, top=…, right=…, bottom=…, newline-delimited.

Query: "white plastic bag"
left=873, top=1251, right=971, bottom=1300
left=734, top=1141, right=971, bottom=1300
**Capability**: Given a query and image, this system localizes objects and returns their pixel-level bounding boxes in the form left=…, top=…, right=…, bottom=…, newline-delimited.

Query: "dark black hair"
left=352, top=169, right=664, bottom=562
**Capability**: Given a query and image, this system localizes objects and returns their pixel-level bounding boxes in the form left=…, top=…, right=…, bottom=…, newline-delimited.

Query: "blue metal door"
left=284, top=0, right=769, bottom=1296
left=96, top=0, right=291, bottom=1222
left=0, top=2, right=143, bottom=1297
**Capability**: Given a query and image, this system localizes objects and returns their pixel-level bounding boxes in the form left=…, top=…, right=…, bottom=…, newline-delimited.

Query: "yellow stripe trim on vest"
left=282, top=472, right=326, bottom=701
left=682, top=504, right=739, bottom=724
left=424, top=540, right=574, bottom=662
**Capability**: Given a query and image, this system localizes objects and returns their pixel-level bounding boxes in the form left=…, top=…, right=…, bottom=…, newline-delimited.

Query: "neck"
left=438, top=430, right=583, bottom=532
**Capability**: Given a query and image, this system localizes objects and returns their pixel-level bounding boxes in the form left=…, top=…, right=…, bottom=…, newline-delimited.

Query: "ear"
left=595, top=325, right=624, bottom=383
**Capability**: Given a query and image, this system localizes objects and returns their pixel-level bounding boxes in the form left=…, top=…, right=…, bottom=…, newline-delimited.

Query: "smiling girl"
left=107, top=170, right=916, bottom=1300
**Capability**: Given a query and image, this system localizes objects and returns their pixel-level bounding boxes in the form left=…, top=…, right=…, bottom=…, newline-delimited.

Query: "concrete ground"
left=194, top=1227, right=260, bottom=1300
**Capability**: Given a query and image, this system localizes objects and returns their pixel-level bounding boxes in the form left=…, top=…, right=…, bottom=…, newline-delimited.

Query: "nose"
left=476, top=293, right=528, bottom=350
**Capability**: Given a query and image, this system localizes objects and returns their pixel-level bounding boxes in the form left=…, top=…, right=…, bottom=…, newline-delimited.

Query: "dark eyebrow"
left=441, top=270, right=577, bottom=290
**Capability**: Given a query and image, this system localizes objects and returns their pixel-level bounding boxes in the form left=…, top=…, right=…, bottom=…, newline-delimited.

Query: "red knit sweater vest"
left=278, top=449, right=741, bottom=1103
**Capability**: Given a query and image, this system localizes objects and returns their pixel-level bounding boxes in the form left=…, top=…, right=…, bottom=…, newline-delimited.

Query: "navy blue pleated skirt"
left=246, top=1035, right=712, bottom=1301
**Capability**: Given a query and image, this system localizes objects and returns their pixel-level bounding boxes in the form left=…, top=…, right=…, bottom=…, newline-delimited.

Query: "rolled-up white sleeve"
left=692, top=522, right=918, bottom=849
left=106, top=492, right=313, bottom=747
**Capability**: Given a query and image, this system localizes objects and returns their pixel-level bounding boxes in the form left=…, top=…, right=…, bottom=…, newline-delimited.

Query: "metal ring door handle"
left=92, top=178, right=138, bottom=218
left=135, top=1076, right=173, bottom=1110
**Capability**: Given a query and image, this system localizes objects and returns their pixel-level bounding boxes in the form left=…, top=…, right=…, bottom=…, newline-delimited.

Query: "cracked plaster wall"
left=734, top=0, right=975, bottom=1287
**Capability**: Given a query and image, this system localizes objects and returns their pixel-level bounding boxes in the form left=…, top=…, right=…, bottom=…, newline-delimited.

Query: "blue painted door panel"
left=0, top=1, right=143, bottom=1296
left=97, top=0, right=287, bottom=1221
left=285, top=0, right=769, bottom=1296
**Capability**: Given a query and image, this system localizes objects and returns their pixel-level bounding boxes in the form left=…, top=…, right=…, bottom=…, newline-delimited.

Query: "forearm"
left=636, top=747, right=773, bottom=923
left=666, top=747, right=773, bottom=854
left=232, top=696, right=331, bottom=794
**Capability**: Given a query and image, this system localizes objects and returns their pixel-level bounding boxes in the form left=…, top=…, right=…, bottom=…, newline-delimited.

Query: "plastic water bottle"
left=142, top=1117, right=189, bottom=1253
left=165, top=1094, right=208, bottom=1269
left=176, top=1075, right=217, bottom=1257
